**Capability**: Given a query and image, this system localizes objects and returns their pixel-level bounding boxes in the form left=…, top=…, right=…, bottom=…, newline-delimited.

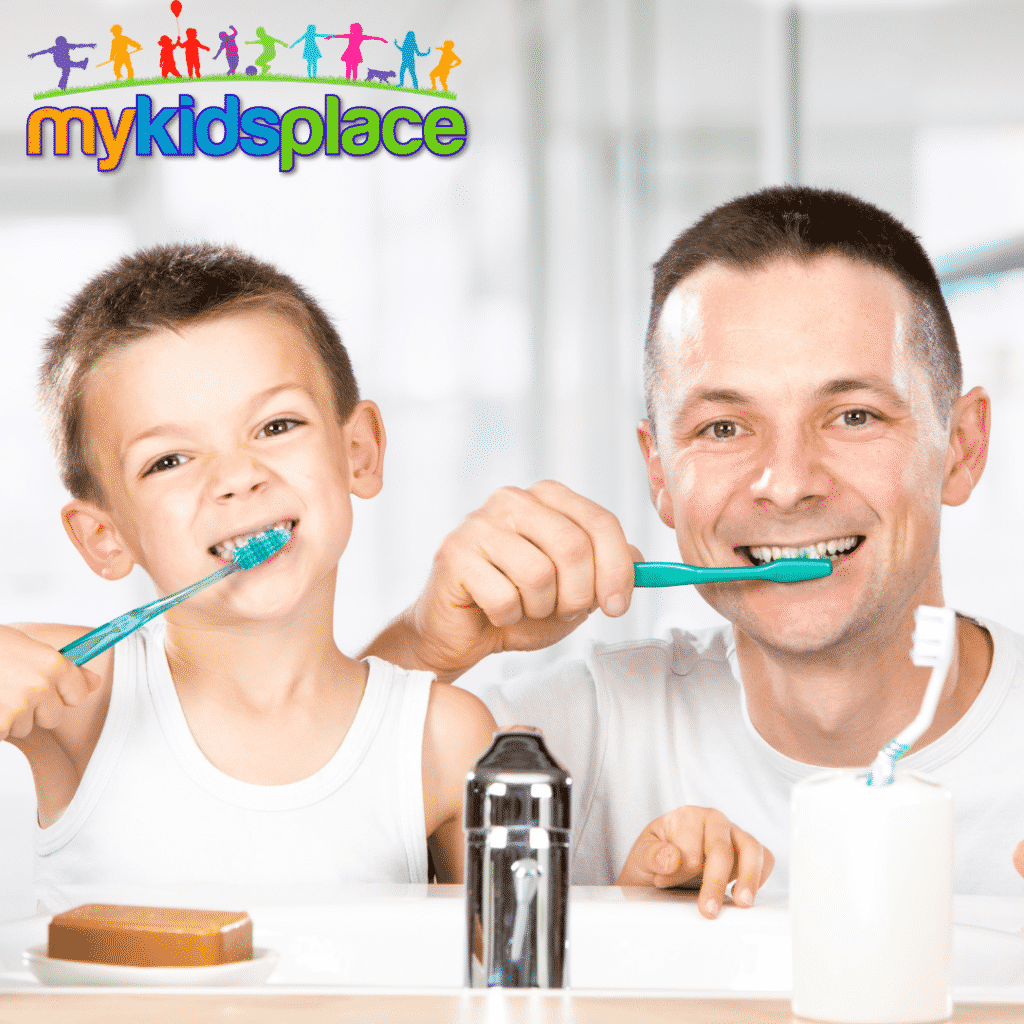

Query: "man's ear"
left=61, top=501, right=137, bottom=580
left=346, top=400, right=386, bottom=500
left=941, top=386, right=990, bottom=507
left=637, top=419, right=675, bottom=529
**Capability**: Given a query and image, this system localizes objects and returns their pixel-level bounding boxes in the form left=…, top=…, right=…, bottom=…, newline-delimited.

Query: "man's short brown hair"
left=644, top=186, right=962, bottom=433
left=39, top=243, right=360, bottom=505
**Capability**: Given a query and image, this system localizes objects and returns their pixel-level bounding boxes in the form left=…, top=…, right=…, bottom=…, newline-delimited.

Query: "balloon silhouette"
left=170, top=1, right=182, bottom=16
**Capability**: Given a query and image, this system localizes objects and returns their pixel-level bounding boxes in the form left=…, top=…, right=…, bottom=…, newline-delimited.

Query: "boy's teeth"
left=211, top=519, right=293, bottom=560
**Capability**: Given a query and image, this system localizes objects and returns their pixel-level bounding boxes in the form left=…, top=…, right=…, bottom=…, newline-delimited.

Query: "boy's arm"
left=1, top=622, right=114, bottom=827
left=422, top=682, right=496, bottom=883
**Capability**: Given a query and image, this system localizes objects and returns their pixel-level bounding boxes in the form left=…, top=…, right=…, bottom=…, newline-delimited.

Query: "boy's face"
left=639, top=254, right=962, bottom=655
left=73, top=309, right=382, bottom=624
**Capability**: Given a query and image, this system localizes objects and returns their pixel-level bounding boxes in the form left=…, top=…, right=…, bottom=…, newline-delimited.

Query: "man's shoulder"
left=459, top=621, right=737, bottom=720
left=585, top=622, right=737, bottom=684
left=960, top=613, right=1024, bottom=671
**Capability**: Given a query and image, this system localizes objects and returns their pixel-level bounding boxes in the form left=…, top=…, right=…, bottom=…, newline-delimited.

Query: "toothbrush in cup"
left=866, top=605, right=957, bottom=786
left=58, top=525, right=291, bottom=667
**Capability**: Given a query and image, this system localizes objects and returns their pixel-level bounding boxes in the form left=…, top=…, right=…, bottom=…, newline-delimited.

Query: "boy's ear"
left=61, top=501, right=137, bottom=580
left=346, top=400, right=386, bottom=499
left=637, top=419, right=675, bottom=529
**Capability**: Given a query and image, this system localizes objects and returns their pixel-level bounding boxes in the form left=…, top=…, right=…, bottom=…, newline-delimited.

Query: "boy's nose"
left=209, top=453, right=269, bottom=501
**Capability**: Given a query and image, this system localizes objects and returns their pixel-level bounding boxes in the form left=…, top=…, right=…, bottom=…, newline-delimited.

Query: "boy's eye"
left=257, top=418, right=303, bottom=438
left=144, top=453, right=188, bottom=475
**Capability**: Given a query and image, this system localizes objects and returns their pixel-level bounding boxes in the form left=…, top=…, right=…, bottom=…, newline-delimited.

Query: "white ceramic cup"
left=790, top=769, right=953, bottom=1023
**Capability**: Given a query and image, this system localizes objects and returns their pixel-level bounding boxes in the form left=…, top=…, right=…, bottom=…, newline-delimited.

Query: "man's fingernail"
left=606, top=594, right=627, bottom=616
left=655, top=849, right=673, bottom=872
left=735, top=888, right=752, bottom=907
left=704, top=898, right=720, bottom=917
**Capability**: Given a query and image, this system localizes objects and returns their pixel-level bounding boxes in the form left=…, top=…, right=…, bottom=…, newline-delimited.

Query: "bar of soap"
left=47, top=904, right=253, bottom=967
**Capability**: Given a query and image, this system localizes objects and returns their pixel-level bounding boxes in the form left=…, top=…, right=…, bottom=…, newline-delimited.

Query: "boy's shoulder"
left=421, top=680, right=495, bottom=797
left=424, top=678, right=496, bottom=747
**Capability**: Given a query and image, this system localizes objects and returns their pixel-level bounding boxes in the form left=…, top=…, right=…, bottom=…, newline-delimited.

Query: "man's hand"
left=1013, top=840, right=1024, bottom=880
left=362, top=481, right=641, bottom=682
left=0, top=624, right=103, bottom=743
left=616, top=806, right=775, bottom=920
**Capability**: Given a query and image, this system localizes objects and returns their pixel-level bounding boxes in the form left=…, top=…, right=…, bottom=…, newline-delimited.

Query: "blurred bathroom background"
left=2, top=0, right=1024, bottom=918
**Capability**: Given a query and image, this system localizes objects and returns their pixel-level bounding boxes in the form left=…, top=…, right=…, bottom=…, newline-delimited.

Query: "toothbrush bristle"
left=231, top=526, right=291, bottom=571
left=909, top=606, right=957, bottom=666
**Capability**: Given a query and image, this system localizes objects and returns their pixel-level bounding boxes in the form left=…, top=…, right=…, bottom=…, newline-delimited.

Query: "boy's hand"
left=0, top=625, right=103, bottom=742
left=616, top=806, right=775, bottom=920
left=363, top=481, right=641, bottom=682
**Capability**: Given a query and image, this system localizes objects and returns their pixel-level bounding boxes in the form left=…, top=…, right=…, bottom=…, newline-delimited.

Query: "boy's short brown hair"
left=39, top=243, right=360, bottom=505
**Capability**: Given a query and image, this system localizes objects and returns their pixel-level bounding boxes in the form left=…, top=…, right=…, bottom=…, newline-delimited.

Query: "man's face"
left=78, top=309, right=372, bottom=625
left=640, top=255, right=954, bottom=654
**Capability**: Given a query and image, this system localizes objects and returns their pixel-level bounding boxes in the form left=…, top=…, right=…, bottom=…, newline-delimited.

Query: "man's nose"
left=750, top=430, right=831, bottom=510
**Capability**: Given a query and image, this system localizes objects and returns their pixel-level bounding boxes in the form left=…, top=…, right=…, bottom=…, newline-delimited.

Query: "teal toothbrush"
left=58, top=525, right=291, bottom=667
left=634, top=558, right=832, bottom=587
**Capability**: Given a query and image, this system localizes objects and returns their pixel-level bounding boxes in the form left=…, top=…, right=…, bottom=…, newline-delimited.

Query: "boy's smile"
left=638, top=254, right=973, bottom=656
left=70, top=308, right=383, bottom=625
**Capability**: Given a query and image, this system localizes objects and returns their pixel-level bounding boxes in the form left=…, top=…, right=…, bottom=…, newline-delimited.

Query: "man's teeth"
left=211, top=519, right=293, bottom=560
left=748, top=536, right=859, bottom=565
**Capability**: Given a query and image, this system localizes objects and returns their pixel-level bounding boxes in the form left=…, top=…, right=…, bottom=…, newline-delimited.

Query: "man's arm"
left=616, top=807, right=775, bottom=920
left=359, top=481, right=641, bottom=683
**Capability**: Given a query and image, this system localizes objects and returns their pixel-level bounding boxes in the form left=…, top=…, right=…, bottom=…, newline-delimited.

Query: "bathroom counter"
left=0, top=990, right=1023, bottom=1023
left=3, top=886, right=1024, bottom=1016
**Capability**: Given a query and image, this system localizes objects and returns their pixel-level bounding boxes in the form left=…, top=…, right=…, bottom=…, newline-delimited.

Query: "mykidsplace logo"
left=27, top=93, right=467, bottom=172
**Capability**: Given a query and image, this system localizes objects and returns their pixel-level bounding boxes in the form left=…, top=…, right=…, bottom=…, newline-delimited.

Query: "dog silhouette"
left=366, top=67, right=395, bottom=83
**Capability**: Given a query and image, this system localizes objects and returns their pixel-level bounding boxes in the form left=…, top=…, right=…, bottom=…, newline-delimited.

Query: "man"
left=365, top=187, right=1024, bottom=917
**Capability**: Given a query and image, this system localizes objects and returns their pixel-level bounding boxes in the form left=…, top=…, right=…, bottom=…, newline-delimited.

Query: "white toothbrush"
left=866, top=606, right=957, bottom=787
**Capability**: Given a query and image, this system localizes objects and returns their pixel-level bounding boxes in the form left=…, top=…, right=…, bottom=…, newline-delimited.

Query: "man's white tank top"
left=35, top=618, right=433, bottom=912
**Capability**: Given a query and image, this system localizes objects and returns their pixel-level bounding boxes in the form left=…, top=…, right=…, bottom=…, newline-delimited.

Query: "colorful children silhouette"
left=213, top=25, right=239, bottom=74
left=28, top=35, right=96, bottom=91
left=157, top=35, right=183, bottom=78
left=100, top=24, right=142, bottom=81
left=245, top=26, right=288, bottom=75
left=429, top=40, right=461, bottom=92
left=331, top=23, right=387, bottom=81
left=180, top=28, right=210, bottom=78
left=393, top=31, right=431, bottom=90
left=289, top=24, right=333, bottom=79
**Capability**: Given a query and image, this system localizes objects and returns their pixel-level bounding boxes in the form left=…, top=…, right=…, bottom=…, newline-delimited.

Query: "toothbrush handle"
left=633, top=562, right=750, bottom=586
left=59, top=564, right=237, bottom=666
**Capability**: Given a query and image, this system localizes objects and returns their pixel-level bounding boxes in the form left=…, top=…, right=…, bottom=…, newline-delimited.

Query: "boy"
left=0, top=244, right=496, bottom=909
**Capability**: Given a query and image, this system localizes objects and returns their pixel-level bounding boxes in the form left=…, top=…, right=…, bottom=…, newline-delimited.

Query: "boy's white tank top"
left=35, top=618, right=433, bottom=912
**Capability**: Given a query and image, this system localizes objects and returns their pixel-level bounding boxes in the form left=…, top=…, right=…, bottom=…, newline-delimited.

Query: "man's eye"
left=144, top=454, right=186, bottom=475
left=702, top=421, right=743, bottom=439
left=840, top=409, right=874, bottom=427
left=258, top=418, right=302, bottom=438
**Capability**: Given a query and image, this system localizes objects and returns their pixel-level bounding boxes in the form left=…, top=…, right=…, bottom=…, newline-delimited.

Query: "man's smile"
left=736, top=535, right=865, bottom=566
